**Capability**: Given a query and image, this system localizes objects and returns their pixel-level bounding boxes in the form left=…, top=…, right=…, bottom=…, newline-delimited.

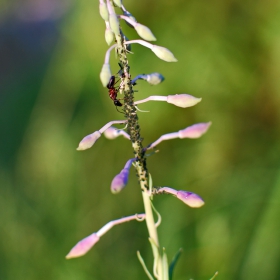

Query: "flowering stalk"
left=68, top=1, right=212, bottom=279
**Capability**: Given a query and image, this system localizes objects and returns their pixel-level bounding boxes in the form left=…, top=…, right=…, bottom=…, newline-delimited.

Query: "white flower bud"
left=105, top=25, right=114, bottom=45
left=77, top=131, right=101, bottom=151
left=151, top=45, right=177, bottom=62
left=109, top=13, right=120, bottom=36
left=167, top=94, right=202, bottom=108
left=100, top=63, right=112, bottom=87
left=104, top=127, right=119, bottom=139
left=134, top=23, right=156, bottom=41
left=104, top=127, right=130, bottom=140
left=99, top=1, right=109, bottom=21
left=146, top=73, right=164, bottom=85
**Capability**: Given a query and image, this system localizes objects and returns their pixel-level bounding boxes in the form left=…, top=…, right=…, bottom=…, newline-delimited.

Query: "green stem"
left=142, top=190, right=163, bottom=279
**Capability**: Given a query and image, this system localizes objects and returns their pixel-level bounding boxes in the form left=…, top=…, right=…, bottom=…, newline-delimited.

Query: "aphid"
left=107, top=76, right=123, bottom=107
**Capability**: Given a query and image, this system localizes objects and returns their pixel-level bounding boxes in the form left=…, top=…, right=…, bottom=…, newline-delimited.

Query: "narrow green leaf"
left=137, top=251, right=154, bottom=280
left=169, top=248, right=183, bottom=280
left=209, top=271, right=219, bottom=280
left=162, top=248, right=169, bottom=280
left=148, top=237, right=160, bottom=277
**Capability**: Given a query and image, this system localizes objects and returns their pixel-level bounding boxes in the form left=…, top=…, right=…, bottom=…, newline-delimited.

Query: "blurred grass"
left=1, top=0, right=280, bottom=279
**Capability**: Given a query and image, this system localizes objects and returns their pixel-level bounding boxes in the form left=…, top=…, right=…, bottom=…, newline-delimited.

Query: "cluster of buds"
left=69, top=104, right=210, bottom=259
left=67, top=1, right=212, bottom=279
left=99, top=0, right=178, bottom=87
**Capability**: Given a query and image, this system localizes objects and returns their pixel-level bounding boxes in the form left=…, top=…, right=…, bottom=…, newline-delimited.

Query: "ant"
left=107, top=75, right=123, bottom=107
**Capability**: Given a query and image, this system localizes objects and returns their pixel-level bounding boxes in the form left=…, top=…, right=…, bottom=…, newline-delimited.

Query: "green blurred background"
left=1, top=0, right=280, bottom=279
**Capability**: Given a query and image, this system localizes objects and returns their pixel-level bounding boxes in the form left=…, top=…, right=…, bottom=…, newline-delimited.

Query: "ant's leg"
left=115, top=106, right=125, bottom=114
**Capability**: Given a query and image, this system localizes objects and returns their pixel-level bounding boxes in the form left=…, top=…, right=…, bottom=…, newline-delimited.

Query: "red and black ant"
left=107, top=75, right=123, bottom=107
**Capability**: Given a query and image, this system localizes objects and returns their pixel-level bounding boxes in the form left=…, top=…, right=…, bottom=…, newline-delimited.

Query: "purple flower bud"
left=111, top=168, right=129, bottom=193
left=66, top=233, right=100, bottom=259
left=167, top=94, right=201, bottom=108
left=178, top=122, right=211, bottom=139
left=77, top=131, right=101, bottom=151
left=176, top=191, right=204, bottom=208
left=111, top=158, right=135, bottom=193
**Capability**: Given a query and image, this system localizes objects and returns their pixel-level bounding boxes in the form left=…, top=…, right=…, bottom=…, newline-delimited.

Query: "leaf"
left=169, top=248, right=183, bottom=280
left=137, top=251, right=154, bottom=280
left=162, top=248, right=169, bottom=280
left=209, top=271, right=219, bottom=280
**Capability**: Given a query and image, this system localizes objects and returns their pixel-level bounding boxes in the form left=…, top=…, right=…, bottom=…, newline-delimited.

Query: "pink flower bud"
left=167, top=94, right=201, bottom=108
left=77, top=131, right=101, bottom=151
left=176, top=191, right=204, bottom=208
left=66, top=233, right=100, bottom=259
left=178, top=122, right=211, bottom=139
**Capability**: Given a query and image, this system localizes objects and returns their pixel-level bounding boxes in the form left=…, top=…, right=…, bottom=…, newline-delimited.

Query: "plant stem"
left=116, top=35, right=163, bottom=279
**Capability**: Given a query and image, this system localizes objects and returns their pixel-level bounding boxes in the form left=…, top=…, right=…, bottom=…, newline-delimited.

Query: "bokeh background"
left=1, top=0, right=280, bottom=279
